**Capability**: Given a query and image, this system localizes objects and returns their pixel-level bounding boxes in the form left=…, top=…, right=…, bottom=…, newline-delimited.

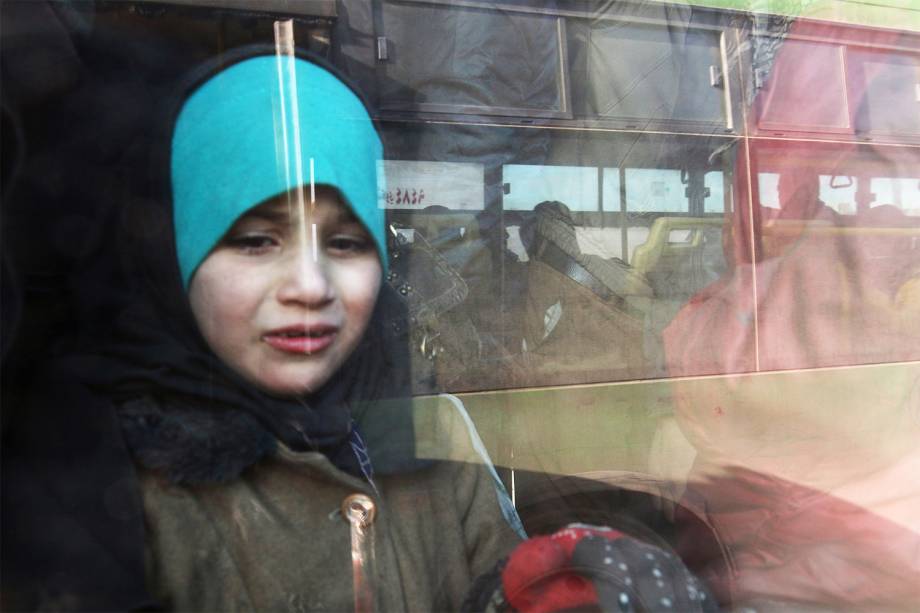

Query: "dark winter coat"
left=140, top=394, right=521, bottom=612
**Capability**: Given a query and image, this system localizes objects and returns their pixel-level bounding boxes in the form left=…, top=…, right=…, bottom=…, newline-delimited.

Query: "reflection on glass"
left=760, top=172, right=920, bottom=217
left=854, top=53, right=920, bottom=135
left=871, top=177, right=920, bottom=215
left=704, top=171, right=724, bottom=213
left=819, top=175, right=858, bottom=214
left=379, top=160, right=484, bottom=210
left=601, top=169, right=622, bottom=212
left=379, top=2, right=565, bottom=116
left=758, top=40, right=851, bottom=132
left=503, top=164, right=598, bottom=211
left=625, top=169, right=685, bottom=213
left=759, top=172, right=780, bottom=208
left=584, top=22, right=724, bottom=123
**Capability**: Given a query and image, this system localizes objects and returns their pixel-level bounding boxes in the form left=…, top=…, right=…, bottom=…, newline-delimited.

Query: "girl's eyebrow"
left=237, top=206, right=290, bottom=225
left=238, top=202, right=361, bottom=227
left=329, top=207, right=361, bottom=225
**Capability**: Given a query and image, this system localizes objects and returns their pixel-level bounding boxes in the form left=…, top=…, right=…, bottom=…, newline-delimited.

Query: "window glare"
left=503, top=165, right=599, bottom=211
left=626, top=169, right=685, bottom=213
left=871, top=177, right=920, bottom=215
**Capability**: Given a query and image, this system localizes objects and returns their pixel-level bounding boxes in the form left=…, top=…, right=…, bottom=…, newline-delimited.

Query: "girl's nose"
left=275, top=246, right=335, bottom=307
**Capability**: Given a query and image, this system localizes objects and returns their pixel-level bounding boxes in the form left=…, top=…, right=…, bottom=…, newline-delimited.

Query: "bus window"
left=378, top=160, right=484, bottom=211
left=625, top=169, right=686, bottom=213
left=704, top=171, right=725, bottom=213
left=502, top=165, right=599, bottom=212
left=377, top=0, right=568, bottom=118
left=820, top=175, right=858, bottom=215
left=850, top=49, right=920, bottom=137
left=757, top=39, right=851, bottom=133
left=871, top=177, right=920, bottom=215
left=569, top=15, right=730, bottom=128
left=761, top=172, right=860, bottom=215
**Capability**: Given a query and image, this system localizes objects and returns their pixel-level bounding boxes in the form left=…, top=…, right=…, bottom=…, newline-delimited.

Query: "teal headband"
left=171, top=54, right=387, bottom=288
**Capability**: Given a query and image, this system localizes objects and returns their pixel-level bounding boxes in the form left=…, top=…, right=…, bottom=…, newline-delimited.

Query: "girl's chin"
left=253, top=372, right=333, bottom=398
left=243, top=355, right=347, bottom=398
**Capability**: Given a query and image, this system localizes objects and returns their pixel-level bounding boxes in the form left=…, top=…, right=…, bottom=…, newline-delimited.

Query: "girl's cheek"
left=190, top=257, right=261, bottom=321
left=349, top=266, right=383, bottom=312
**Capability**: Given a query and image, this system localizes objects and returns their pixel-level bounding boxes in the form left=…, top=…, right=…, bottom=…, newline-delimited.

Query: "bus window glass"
left=575, top=20, right=726, bottom=125
left=761, top=171, right=862, bottom=216
left=850, top=49, right=920, bottom=136
left=600, top=169, right=622, bottom=213
left=820, top=175, right=858, bottom=215
left=757, top=39, right=851, bottom=132
left=620, top=169, right=687, bottom=263
left=871, top=177, right=920, bottom=215
left=379, top=160, right=484, bottom=210
left=759, top=172, right=780, bottom=208
left=625, top=169, right=685, bottom=213
left=704, top=171, right=725, bottom=212
left=503, top=165, right=598, bottom=211
left=378, top=1, right=566, bottom=117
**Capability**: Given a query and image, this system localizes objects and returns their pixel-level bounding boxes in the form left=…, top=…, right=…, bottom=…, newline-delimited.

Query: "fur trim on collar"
left=119, top=397, right=276, bottom=485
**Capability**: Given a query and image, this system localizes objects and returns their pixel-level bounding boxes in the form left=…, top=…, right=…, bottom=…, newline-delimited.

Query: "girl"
left=147, top=50, right=527, bottom=611
left=3, top=47, right=521, bottom=611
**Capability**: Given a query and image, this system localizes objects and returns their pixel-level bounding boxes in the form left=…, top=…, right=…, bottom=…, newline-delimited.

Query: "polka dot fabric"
left=499, top=524, right=718, bottom=613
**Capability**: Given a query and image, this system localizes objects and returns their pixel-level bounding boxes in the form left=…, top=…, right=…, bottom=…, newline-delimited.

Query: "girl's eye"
left=327, top=234, right=372, bottom=255
left=225, top=234, right=279, bottom=254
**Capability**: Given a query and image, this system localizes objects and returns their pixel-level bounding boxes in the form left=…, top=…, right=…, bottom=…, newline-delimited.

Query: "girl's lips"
left=262, top=326, right=338, bottom=354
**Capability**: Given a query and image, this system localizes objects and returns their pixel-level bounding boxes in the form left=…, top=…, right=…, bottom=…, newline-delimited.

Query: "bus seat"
left=631, top=217, right=725, bottom=299
left=524, top=202, right=653, bottom=301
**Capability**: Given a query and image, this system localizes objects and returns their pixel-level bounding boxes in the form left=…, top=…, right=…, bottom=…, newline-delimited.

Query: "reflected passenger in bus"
left=774, top=167, right=839, bottom=222
left=663, top=18, right=920, bottom=612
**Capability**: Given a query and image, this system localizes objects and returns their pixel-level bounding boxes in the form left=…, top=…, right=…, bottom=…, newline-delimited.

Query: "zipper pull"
left=342, top=493, right=377, bottom=613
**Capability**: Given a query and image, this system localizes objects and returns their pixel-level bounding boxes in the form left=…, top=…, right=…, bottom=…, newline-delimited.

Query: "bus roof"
left=135, top=0, right=920, bottom=33
left=674, top=0, right=920, bottom=32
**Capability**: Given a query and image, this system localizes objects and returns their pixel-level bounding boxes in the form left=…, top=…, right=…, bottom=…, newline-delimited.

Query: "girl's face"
left=188, top=187, right=382, bottom=397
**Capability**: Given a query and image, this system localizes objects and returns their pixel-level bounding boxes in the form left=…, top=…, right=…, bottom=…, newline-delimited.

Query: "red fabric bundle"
left=502, top=525, right=626, bottom=613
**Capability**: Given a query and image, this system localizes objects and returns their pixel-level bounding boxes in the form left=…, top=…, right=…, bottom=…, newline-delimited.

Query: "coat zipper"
left=342, top=493, right=377, bottom=613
